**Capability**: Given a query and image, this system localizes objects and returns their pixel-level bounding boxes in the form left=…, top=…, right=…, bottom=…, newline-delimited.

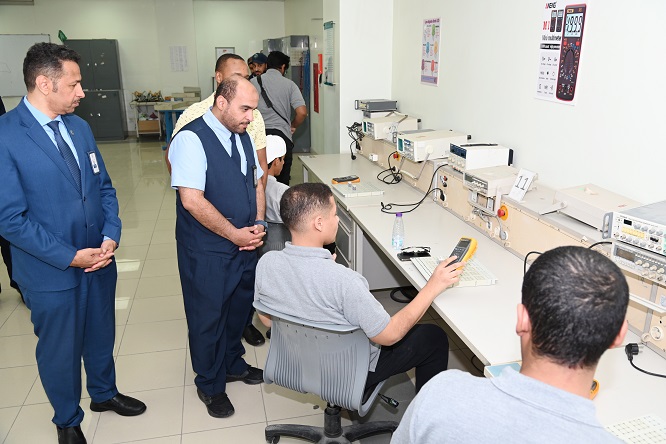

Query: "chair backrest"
left=254, top=300, right=384, bottom=416
left=258, top=222, right=291, bottom=258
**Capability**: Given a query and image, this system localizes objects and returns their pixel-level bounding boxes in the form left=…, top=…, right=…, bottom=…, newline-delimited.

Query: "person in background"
left=251, top=50, right=307, bottom=185
left=391, top=246, right=629, bottom=444
left=255, top=183, right=457, bottom=397
left=250, top=52, right=268, bottom=78
left=0, top=95, right=20, bottom=300
left=0, top=43, right=146, bottom=444
left=263, top=135, right=289, bottom=224
left=169, top=75, right=267, bottom=420
left=247, top=55, right=256, bottom=79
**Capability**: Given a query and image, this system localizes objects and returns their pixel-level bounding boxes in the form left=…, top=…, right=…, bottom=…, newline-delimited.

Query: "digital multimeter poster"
left=421, top=18, right=441, bottom=85
left=535, top=3, right=588, bottom=104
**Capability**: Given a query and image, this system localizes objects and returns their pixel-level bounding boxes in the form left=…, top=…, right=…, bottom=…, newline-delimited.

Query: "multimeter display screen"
left=564, top=12, right=583, bottom=37
left=457, top=239, right=471, bottom=249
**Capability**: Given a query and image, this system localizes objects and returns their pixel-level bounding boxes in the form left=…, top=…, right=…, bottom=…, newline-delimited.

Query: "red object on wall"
left=318, top=54, right=323, bottom=74
left=313, top=63, right=320, bottom=113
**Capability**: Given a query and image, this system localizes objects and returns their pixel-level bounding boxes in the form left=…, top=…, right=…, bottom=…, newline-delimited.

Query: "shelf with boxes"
left=130, top=88, right=200, bottom=139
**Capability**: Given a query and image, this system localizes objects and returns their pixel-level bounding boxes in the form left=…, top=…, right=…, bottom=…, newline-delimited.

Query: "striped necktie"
left=47, top=120, right=81, bottom=194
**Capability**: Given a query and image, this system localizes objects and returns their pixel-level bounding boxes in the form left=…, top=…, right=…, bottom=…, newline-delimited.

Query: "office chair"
left=258, top=222, right=291, bottom=258
left=254, top=300, right=398, bottom=444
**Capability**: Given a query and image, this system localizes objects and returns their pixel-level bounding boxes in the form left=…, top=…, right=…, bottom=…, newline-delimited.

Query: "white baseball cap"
left=266, top=135, right=287, bottom=164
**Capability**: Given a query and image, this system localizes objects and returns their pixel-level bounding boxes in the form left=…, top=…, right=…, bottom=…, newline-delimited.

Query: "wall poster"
left=421, top=18, right=441, bottom=85
left=535, top=3, right=588, bottom=104
left=324, top=21, right=335, bottom=86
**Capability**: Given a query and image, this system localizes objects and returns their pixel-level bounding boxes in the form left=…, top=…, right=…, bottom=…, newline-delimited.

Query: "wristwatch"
left=255, top=220, right=268, bottom=233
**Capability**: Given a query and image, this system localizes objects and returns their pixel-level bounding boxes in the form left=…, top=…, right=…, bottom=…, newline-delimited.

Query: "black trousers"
left=365, top=323, right=449, bottom=394
left=266, top=128, right=294, bottom=186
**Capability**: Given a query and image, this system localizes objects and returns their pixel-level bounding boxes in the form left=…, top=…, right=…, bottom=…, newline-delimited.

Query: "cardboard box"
left=183, top=86, right=201, bottom=93
left=172, top=92, right=198, bottom=98
left=138, top=120, right=160, bottom=132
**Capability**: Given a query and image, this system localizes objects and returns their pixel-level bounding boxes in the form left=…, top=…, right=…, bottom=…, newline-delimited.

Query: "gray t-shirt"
left=251, top=69, right=306, bottom=142
left=392, top=368, right=622, bottom=444
left=255, top=242, right=391, bottom=371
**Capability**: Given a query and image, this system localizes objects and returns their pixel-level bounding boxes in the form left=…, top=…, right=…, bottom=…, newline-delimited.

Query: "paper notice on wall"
left=535, top=3, right=589, bottom=104
left=170, top=46, right=188, bottom=72
left=324, top=21, right=335, bottom=86
left=421, top=18, right=441, bottom=85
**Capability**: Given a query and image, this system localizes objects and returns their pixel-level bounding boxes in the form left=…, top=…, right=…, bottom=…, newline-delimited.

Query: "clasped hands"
left=71, top=239, right=117, bottom=272
left=233, top=224, right=266, bottom=251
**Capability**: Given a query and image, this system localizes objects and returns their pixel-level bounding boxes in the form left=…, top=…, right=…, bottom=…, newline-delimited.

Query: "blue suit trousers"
left=22, top=263, right=118, bottom=428
left=177, top=243, right=257, bottom=396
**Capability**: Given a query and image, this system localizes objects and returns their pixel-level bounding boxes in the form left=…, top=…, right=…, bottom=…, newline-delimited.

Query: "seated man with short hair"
left=255, top=183, right=464, bottom=394
left=392, top=246, right=629, bottom=443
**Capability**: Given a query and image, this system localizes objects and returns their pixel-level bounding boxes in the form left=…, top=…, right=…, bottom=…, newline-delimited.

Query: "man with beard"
left=169, top=75, right=267, bottom=419
left=0, top=43, right=145, bottom=444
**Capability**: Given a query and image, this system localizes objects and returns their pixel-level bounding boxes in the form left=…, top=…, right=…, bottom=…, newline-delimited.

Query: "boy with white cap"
left=264, top=135, right=290, bottom=223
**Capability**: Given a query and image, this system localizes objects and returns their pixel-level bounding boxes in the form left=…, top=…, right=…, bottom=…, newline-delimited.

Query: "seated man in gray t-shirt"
left=392, top=246, right=629, bottom=444
left=255, top=183, right=464, bottom=394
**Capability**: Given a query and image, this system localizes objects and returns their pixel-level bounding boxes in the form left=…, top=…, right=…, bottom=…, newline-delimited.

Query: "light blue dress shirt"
left=23, top=96, right=80, bottom=166
left=169, top=109, right=264, bottom=191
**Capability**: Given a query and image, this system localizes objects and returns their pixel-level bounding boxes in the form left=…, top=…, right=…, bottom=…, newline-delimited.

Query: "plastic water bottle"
left=392, top=213, right=405, bottom=250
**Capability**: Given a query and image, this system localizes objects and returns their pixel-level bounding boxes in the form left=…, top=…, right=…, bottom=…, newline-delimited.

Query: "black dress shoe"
left=243, top=324, right=265, bottom=346
left=227, top=365, right=264, bottom=385
left=197, top=388, right=235, bottom=418
left=90, top=393, right=146, bottom=416
left=57, top=425, right=86, bottom=444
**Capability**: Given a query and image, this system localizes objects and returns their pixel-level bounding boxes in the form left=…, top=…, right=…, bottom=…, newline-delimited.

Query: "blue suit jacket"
left=0, top=100, right=121, bottom=291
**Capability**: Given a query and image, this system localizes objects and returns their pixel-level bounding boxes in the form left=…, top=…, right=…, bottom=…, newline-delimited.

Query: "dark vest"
left=175, top=116, right=257, bottom=255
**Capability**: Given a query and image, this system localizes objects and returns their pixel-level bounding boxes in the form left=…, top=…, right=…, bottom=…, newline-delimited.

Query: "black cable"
left=625, top=343, right=666, bottom=378
left=380, top=163, right=447, bottom=214
left=381, top=189, right=443, bottom=214
left=346, top=122, right=363, bottom=160
left=469, top=354, right=485, bottom=374
left=390, top=288, right=412, bottom=303
left=377, top=151, right=403, bottom=184
left=587, top=241, right=612, bottom=250
left=524, top=251, right=542, bottom=276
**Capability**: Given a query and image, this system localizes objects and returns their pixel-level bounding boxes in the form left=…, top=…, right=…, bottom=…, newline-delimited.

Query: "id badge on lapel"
left=87, top=151, right=100, bottom=175
left=252, top=165, right=258, bottom=188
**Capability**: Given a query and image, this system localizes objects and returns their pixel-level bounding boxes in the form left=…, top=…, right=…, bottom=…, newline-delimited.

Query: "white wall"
left=0, top=0, right=285, bottom=131
left=321, top=0, right=393, bottom=155
left=284, top=0, right=324, bottom=153
left=338, top=0, right=393, bottom=152
left=322, top=0, right=341, bottom=154
left=193, top=0, right=285, bottom=97
left=391, top=0, right=666, bottom=203
left=0, top=0, right=184, bottom=130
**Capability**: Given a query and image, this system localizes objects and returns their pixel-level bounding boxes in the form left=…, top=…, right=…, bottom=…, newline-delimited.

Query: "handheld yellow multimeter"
left=449, top=237, right=477, bottom=264
left=590, top=379, right=599, bottom=400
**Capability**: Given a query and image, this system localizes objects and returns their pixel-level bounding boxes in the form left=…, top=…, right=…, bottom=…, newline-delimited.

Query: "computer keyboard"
left=410, top=256, right=498, bottom=287
left=606, top=414, right=666, bottom=443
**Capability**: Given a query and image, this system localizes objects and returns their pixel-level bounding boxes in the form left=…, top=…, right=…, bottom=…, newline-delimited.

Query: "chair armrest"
left=254, top=300, right=360, bottom=334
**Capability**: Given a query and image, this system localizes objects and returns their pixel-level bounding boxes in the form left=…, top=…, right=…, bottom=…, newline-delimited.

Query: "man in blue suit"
left=0, top=43, right=146, bottom=444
